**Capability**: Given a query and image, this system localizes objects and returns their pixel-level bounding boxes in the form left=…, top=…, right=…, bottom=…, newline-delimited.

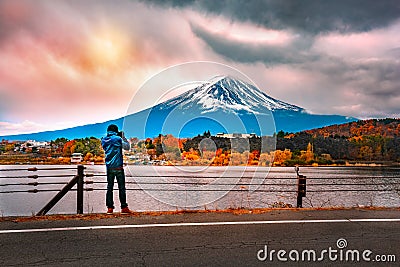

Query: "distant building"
left=71, top=153, right=83, bottom=163
left=14, top=140, right=50, bottom=152
left=128, top=153, right=150, bottom=161
left=215, top=133, right=258, bottom=139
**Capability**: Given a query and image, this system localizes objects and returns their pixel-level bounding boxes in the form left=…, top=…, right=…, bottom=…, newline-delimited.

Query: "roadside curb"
left=1, top=206, right=399, bottom=223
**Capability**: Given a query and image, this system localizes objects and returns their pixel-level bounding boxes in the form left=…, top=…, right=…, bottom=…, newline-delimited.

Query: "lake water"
left=1, top=165, right=399, bottom=216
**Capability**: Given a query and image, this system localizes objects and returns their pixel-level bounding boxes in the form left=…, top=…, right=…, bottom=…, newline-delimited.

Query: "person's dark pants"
left=106, top=168, right=128, bottom=209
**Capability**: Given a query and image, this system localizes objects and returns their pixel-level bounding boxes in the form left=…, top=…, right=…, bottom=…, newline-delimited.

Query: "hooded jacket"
left=101, top=131, right=130, bottom=169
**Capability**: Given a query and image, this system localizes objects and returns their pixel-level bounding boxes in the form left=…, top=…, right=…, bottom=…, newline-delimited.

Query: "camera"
left=117, top=131, right=124, bottom=138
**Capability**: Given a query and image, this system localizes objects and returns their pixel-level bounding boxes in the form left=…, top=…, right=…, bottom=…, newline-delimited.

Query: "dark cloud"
left=350, top=60, right=400, bottom=97
left=181, top=0, right=400, bottom=119
left=190, top=22, right=318, bottom=65
left=144, top=0, right=400, bottom=34
left=386, top=47, right=400, bottom=58
left=296, top=57, right=400, bottom=118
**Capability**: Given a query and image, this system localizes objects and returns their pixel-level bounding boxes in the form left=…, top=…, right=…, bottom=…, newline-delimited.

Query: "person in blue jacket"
left=101, top=124, right=131, bottom=214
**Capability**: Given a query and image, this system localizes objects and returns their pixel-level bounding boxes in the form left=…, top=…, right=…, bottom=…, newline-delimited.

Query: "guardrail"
left=1, top=165, right=400, bottom=215
left=0, top=165, right=92, bottom=215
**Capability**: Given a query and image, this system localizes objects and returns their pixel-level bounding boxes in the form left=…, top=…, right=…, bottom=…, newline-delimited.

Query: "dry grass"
left=1, top=206, right=399, bottom=223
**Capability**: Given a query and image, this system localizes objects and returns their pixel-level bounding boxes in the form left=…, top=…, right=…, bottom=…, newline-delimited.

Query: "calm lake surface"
left=1, top=165, right=399, bottom=216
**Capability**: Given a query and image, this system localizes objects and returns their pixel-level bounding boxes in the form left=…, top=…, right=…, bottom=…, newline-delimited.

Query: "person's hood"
left=107, top=131, right=117, bottom=136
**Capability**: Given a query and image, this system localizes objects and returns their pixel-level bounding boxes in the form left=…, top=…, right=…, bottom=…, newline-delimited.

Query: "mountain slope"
left=1, top=76, right=357, bottom=141
left=124, top=76, right=355, bottom=137
left=159, top=75, right=302, bottom=114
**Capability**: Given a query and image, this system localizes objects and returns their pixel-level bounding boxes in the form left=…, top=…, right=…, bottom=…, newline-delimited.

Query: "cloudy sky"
left=0, top=0, right=399, bottom=135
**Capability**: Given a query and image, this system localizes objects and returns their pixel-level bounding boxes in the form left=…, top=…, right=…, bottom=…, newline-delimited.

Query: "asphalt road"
left=0, top=209, right=399, bottom=266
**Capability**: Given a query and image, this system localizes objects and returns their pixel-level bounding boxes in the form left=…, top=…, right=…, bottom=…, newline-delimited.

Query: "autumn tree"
left=182, top=148, right=200, bottom=161
left=271, top=149, right=292, bottom=165
left=84, top=152, right=94, bottom=162
left=63, top=140, right=76, bottom=157
left=145, top=138, right=155, bottom=149
left=300, top=143, right=315, bottom=163
left=73, top=140, right=86, bottom=155
left=51, top=138, right=69, bottom=156
left=259, top=153, right=272, bottom=166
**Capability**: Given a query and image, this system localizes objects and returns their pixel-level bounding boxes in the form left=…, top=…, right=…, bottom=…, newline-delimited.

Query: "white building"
left=215, top=133, right=258, bottom=139
left=71, top=153, right=83, bottom=163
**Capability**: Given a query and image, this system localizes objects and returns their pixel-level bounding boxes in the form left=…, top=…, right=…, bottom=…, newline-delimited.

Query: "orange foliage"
left=62, top=140, right=76, bottom=157
left=271, top=149, right=292, bottom=165
left=305, top=119, right=400, bottom=139
left=181, top=149, right=200, bottom=161
left=162, top=134, right=179, bottom=148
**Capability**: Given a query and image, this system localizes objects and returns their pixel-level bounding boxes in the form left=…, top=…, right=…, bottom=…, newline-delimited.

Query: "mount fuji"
left=158, top=75, right=302, bottom=114
left=122, top=75, right=355, bottom=138
left=1, top=76, right=356, bottom=141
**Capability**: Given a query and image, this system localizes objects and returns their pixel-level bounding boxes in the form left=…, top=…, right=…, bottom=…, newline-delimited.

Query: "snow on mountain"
left=157, top=76, right=302, bottom=114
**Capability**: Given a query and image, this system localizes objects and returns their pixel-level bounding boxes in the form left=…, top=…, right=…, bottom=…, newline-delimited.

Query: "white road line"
left=1, top=218, right=399, bottom=234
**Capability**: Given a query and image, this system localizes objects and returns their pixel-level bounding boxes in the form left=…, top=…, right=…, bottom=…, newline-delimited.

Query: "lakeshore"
left=1, top=165, right=399, bottom=217
left=0, top=153, right=398, bottom=167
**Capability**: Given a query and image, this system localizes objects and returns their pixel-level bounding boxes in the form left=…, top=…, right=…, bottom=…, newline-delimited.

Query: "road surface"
left=0, top=209, right=399, bottom=266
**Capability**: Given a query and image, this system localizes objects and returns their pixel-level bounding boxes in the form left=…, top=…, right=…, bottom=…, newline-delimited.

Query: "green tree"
left=277, top=130, right=285, bottom=138
left=73, top=140, right=86, bottom=155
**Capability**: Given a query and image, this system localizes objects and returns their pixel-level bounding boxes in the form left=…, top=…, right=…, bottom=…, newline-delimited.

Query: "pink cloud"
left=313, top=20, right=400, bottom=58
left=0, top=1, right=221, bottom=135
left=188, top=12, right=294, bottom=46
left=0, top=1, right=399, bottom=136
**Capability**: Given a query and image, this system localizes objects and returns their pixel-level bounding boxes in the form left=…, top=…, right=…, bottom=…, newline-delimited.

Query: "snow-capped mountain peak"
left=0, top=75, right=356, bottom=140
left=158, top=75, right=303, bottom=114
